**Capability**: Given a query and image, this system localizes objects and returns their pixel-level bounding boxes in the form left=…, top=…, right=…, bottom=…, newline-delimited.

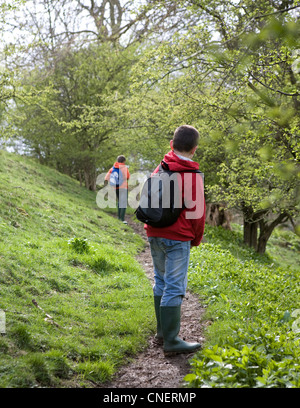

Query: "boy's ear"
left=170, top=140, right=174, bottom=150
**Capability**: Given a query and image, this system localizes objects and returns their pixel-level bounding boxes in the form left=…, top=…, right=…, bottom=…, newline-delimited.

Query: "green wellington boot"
left=154, top=296, right=163, bottom=344
left=160, top=305, right=201, bottom=356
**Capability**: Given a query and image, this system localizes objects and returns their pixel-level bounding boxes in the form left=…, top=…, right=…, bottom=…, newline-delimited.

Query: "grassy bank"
left=0, top=150, right=154, bottom=388
left=185, top=224, right=300, bottom=388
left=1, top=150, right=299, bottom=389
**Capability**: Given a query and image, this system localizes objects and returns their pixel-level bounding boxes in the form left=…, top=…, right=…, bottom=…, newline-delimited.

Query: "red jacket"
left=145, top=151, right=206, bottom=247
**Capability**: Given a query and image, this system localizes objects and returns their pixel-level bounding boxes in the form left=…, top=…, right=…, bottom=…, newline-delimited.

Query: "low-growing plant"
left=10, top=324, right=33, bottom=350
left=0, top=338, right=9, bottom=353
left=25, top=353, right=52, bottom=386
left=45, top=350, right=72, bottom=379
left=76, top=360, right=115, bottom=383
left=68, top=237, right=91, bottom=254
left=184, top=224, right=300, bottom=388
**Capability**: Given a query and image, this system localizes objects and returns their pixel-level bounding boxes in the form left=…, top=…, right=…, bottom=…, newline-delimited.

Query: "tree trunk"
left=257, top=212, right=289, bottom=254
left=242, top=203, right=289, bottom=254
left=243, top=220, right=258, bottom=251
left=78, top=170, right=83, bottom=187
left=242, top=204, right=267, bottom=252
left=205, top=203, right=232, bottom=229
left=84, top=169, right=97, bottom=191
left=256, top=231, right=269, bottom=254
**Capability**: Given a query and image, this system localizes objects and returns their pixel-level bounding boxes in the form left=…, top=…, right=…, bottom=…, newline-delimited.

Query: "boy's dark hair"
left=117, top=155, right=126, bottom=163
left=173, top=125, right=199, bottom=152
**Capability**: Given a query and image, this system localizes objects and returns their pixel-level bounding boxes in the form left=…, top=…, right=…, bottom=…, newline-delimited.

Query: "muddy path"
left=99, top=214, right=206, bottom=389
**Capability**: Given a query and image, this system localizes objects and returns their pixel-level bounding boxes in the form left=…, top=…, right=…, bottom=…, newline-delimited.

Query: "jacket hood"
left=113, top=162, right=126, bottom=168
left=162, top=150, right=199, bottom=172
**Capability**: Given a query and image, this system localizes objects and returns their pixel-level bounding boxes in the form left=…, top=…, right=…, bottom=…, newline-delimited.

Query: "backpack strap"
left=161, top=160, right=202, bottom=175
left=161, top=160, right=170, bottom=171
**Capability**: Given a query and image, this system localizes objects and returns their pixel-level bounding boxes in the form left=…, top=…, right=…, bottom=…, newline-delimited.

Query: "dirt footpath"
left=99, top=215, right=206, bottom=388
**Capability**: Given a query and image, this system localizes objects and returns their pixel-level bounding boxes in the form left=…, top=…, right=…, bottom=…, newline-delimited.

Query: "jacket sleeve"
left=191, top=199, right=206, bottom=247
left=188, top=173, right=206, bottom=247
left=105, top=168, right=112, bottom=181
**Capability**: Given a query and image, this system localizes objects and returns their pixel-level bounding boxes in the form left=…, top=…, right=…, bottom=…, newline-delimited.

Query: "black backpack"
left=135, top=161, right=203, bottom=228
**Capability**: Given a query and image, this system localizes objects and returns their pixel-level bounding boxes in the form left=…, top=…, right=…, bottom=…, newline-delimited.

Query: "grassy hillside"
left=0, top=150, right=154, bottom=388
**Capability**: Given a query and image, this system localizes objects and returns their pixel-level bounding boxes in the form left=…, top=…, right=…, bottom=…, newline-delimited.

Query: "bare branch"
left=249, top=72, right=300, bottom=97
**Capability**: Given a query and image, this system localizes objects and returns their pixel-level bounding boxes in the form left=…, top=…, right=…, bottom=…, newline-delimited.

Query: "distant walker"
left=105, top=155, right=130, bottom=224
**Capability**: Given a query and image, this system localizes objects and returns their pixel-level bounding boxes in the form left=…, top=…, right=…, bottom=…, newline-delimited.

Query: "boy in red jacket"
left=146, top=125, right=205, bottom=356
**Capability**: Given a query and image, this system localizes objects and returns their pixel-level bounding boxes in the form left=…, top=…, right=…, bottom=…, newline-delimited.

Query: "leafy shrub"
left=68, top=237, right=90, bottom=254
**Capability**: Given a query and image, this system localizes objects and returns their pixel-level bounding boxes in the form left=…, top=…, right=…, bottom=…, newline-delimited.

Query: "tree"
left=3, top=0, right=198, bottom=182
left=128, top=0, right=300, bottom=252
left=0, top=0, right=25, bottom=145
left=12, top=42, right=136, bottom=190
left=2, top=0, right=300, bottom=250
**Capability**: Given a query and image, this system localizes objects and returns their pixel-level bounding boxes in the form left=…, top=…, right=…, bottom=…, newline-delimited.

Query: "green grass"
left=0, top=150, right=154, bottom=388
left=1, top=150, right=299, bottom=389
left=184, top=224, right=300, bottom=388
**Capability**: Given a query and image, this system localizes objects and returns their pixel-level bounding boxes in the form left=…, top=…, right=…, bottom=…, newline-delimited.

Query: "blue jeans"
left=148, top=237, right=191, bottom=307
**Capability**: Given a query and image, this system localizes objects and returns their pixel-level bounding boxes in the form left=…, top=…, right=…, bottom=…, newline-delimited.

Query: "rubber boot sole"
left=163, top=344, right=201, bottom=357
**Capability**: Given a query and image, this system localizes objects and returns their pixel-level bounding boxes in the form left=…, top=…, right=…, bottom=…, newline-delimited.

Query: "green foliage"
left=76, top=360, right=114, bottom=383
left=25, top=353, right=52, bottom=386
left=184, top=224, right=300, bottom=388
left=10, top=324, right=33, bottom=350
left=68, top=237, right=91, bottom=254
left=3, top=1, right=299, bottom=246
left=1, top=0, right=300, bottom=386
left=185, top=339, right=300, bottom=388
left=128, top=1, right=300, bottom=249
left=10, top=42, right=137, bottom=189
left=45, top=350, right=71, bottom=379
